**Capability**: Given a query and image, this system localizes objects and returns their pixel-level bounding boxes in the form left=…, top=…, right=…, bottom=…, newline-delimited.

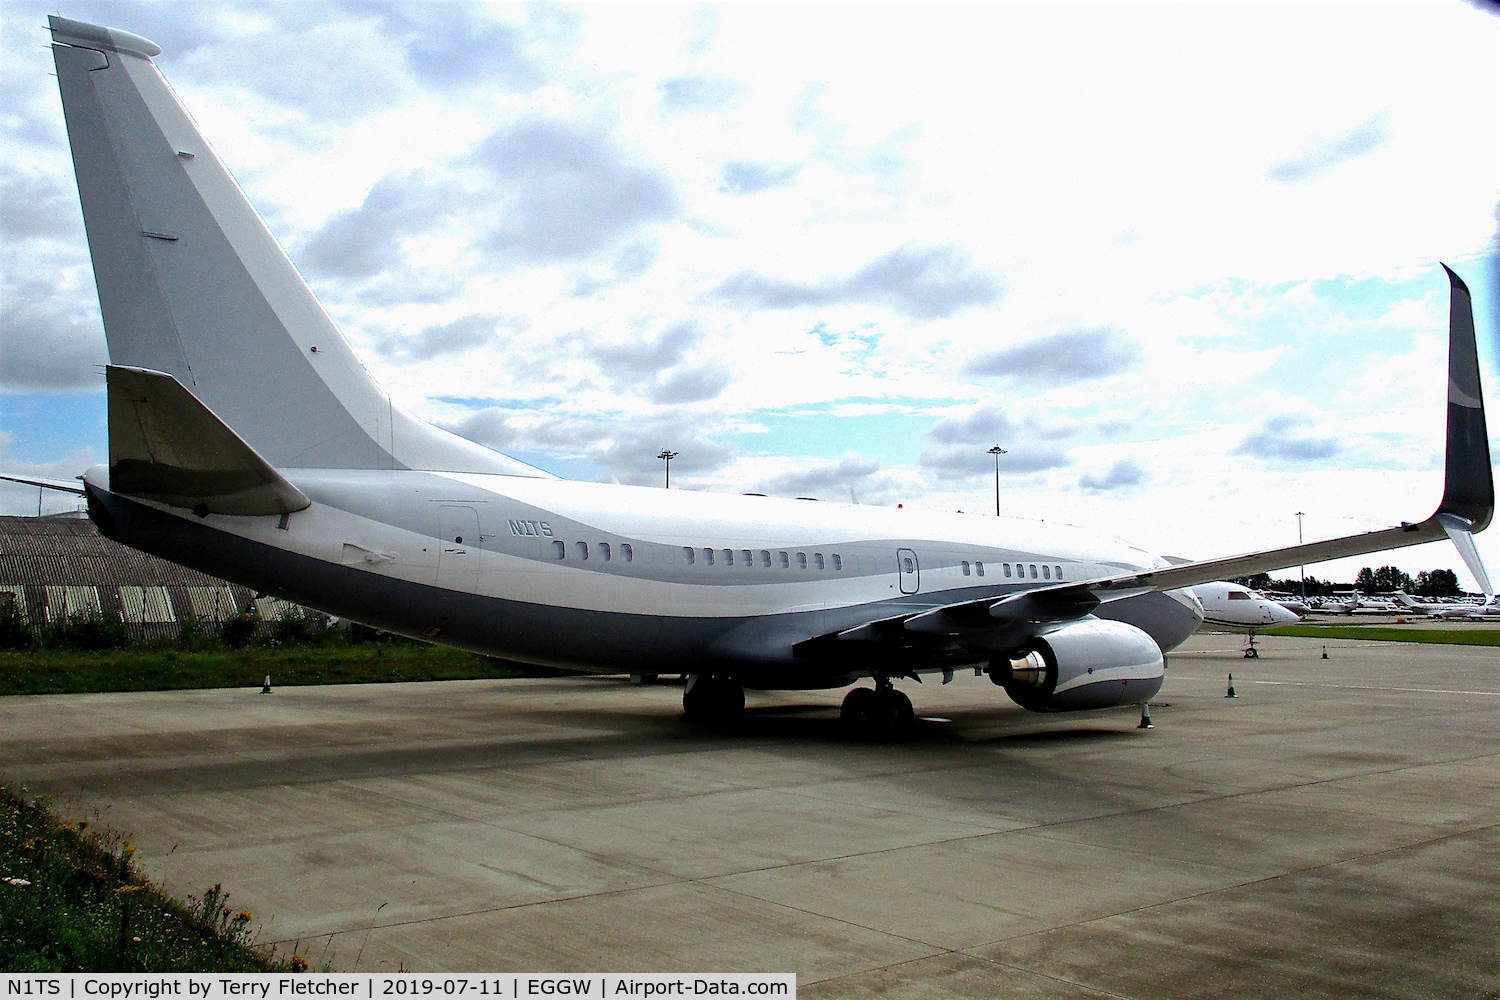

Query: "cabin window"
left=1055, top=565, right=1062, bottom=579
left=903, top=556, right=915, bottom=575
left=683, top=546, right=695, bottom=565
left=814, top=553, right=825, bottom=570
left=760, top=550, right=771, bottom=567
left=742, top=549, right=752, bottom=567
left=797, top=552, right=808, bottom=570
left=832, top=554, right=842, bottom=571
left=599, top=542, right=611, bottom=562
left=779, top=551, right=790, bottom=569
left=1029, top=564, right=1038, bottom=579
left=962, top=561, right=971, bottom=576
left=724, top=548, right=734, bottom=566
left=1042, top=565, right=1051, bottom=580
left=575, top=541, right=589, bottom=560
left=976, top=561, right=985, bottom=577
left=703, top=548, right=715, bottom=566
left=552, top=540, right=565, bottom=559
left=1003, top=563, right=1012, bottom=577
left=621, top=543, right=633, bottom=562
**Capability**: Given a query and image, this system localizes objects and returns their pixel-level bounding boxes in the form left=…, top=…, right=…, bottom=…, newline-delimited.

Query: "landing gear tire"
left=683, top=674, right=744, bottom=723
left=1243, top=647, right=1259, bottom=659
left=842, top=686, right=915, bottom=740
left=841, top=687, right=877, bottom=727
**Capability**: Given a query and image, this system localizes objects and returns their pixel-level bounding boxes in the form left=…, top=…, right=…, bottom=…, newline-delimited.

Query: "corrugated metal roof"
left=0, top=515, right=234, bottom=587
left=0, top=515, right=258, bottom=629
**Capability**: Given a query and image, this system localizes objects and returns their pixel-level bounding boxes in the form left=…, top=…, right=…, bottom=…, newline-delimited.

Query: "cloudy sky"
left=1, top=1, right=1497, bottom=587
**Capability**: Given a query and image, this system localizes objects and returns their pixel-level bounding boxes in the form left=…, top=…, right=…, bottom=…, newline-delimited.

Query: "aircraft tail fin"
left=48, top=16, right=547, bottom=479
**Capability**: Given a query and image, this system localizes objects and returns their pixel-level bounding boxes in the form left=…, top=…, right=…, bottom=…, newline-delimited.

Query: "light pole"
left=1295, top=511, right=1306, bottom=601
left=657, top=449, right=678, bottom=489
left=987, top=445, right=1007, bottom=516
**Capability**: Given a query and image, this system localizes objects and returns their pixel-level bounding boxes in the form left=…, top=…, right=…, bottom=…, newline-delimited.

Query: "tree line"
left=1230, top=567, right=1463, bottom=597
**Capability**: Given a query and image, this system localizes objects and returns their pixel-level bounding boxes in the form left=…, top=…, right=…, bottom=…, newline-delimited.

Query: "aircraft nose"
left=1274, top=604, right=1300, bottom=623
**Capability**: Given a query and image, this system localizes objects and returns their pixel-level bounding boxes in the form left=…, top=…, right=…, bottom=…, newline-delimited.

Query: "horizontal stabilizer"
left=0, top=473, right=86, bottom=496
left=107, top=366, right=310, bottom=516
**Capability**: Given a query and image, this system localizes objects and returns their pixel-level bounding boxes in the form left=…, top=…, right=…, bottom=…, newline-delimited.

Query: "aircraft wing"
left=806, top=264, right=1492, bottom=656
left=105, top=365, right=311, bottom=517
left=1092, top=265, right=1490, bottom=597
left=0, top=473, right=86, bottom=495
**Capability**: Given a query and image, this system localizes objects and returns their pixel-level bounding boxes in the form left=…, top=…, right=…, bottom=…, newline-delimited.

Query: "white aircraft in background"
left=1192, top=581, right=1301, bottom=658
left=1266, top=594, right=1312, bottom=616
left=1356, top=595, right=1400, bottom=613
left=1395, top=593, right=1497, bottom=619
left=1395, top=593, right=1471, bottom=618
left=6, top=17, right=1495, bottom=739
left=1315, top=594, right=1395, bottom=615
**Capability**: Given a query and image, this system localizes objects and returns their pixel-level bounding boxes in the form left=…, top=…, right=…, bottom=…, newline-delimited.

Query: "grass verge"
left=0, top=643, right=555, bottom=697
left=1264, top=624, right=1500, bottom=645
left=0, top=785, right=303, bottom=971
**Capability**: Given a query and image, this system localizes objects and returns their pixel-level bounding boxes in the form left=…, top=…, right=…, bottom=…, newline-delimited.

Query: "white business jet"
left=1192, top=581, right=1301, bottom=658
left=9, top=17, right=1495, bottom=739
left=1392, top=593, right=1476, bottom=618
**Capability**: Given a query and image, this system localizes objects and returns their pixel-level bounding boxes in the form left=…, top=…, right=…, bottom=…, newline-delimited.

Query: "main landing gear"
left=841, top=677, right=915, bottom=740
left=682, top=673, right=744, bottom=723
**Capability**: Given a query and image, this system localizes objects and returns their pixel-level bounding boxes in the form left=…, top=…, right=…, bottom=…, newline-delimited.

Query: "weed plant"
left=0, top=599, right=31, bottom=650
left=40, top=610, right=129, bottom=652
left=0, top=785, right=305, bottom=971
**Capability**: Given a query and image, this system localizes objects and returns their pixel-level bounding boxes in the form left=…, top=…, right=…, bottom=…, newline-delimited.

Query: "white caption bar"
left=1, top=976, right=795, bottom=1000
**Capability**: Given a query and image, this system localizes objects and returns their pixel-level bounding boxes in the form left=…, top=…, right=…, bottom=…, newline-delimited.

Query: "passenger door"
left=897, top=548, right=920, bottom=595
left=437, top=506, right=481, bottom=592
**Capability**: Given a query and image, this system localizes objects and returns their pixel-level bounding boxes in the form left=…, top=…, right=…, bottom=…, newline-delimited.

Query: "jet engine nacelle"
left=988, top=618, right=1164, bottom=712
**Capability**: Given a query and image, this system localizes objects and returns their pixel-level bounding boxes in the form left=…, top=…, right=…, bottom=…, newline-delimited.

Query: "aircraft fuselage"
left=84, top=467, right=1204, bottom=688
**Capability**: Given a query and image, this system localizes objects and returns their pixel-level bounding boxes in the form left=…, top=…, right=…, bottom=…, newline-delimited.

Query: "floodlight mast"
left=987, top=445, right=1007, bottom=516
left=1295, top=511, right=1306, bottom=600
left=657, top=449, right=679, bottom=489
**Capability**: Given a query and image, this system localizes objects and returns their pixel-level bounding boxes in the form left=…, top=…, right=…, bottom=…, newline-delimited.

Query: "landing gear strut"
left=1243, top=632, right=1260, bottom=659
left=841, top=677, right=915, bottom=740
left=682, top=673, right=744, bottom=723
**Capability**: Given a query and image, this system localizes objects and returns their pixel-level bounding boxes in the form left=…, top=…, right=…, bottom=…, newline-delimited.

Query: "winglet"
left=1436, top=264, right=1492, bottom=533
left=107, top=366, right=310, bottom=516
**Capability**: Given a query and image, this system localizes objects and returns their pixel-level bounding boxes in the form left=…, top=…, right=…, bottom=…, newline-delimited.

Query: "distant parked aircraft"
left=1394, top=593, right=1469, bottom=618
left=1193, top=581, right=1301, bottom=658
left=1395, top=593, right=1500, bottom=619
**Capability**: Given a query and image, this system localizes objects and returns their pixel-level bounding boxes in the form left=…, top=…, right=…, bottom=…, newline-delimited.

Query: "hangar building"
left=0, top=514, right=301, bottom=640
